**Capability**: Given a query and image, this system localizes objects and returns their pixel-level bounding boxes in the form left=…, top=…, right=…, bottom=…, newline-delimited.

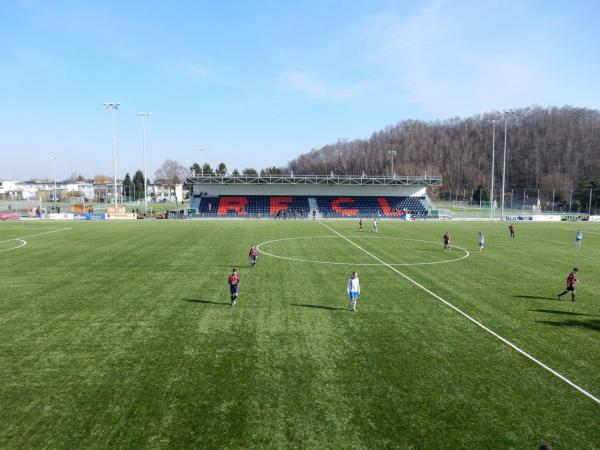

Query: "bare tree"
left=155, top=159, right=188, bottom=205
left=288, top=106, right=600, bottom=201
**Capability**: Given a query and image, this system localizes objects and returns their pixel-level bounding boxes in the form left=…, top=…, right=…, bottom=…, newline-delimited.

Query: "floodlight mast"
left=137, top=112, right=152, bottom=210
left=51, top=156, right=57, bottom=208
left=489, top=119, right=496, bottom=220
left=500, top=110, right=515, bottom=218
left=104, top=102, right=120, bottom=212
left=387, top=150, right=397, bottom=178
left=197, top=148, right=207, bottom=176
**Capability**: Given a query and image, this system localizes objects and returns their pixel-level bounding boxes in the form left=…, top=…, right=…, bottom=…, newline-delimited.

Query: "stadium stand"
left=196, top=195, right=310, bottom=217
left=316, top=196, right=427, bottom=218
left=194, top=195, right=428, bottom=218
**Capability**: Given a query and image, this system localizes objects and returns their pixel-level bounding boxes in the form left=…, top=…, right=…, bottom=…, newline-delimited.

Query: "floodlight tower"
left=104, top=102, right=120, bottom=211
left=500, top=109, right=515, bottom=218
left=51, top=156, right=57, bottom=208
left=197, top=148, right=207, bottom=175
left=387, top=150, right=397, bottom=177
left=136, top=112, right=152, bottom=210
left=488, top=119, right=496, bottom=219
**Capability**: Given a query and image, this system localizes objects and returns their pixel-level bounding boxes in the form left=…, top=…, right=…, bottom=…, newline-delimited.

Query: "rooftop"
left=186, top=174, right=442, bottom=186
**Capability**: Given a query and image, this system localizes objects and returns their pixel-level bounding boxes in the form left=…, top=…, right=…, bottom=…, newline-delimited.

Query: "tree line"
left=287, top=105, right=600, bottom=203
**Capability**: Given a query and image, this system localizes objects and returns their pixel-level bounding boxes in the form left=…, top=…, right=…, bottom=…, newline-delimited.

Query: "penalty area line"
left=318, top=221, right=600, bottom=407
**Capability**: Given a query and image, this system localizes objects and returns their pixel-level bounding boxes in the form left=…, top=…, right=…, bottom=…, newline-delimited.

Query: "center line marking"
left=319, top=221, right=600, bottom=406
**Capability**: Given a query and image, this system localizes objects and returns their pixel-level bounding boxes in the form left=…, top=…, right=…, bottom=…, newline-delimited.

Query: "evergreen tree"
left=132, top=170, right=145, bottom=200
left=190, top=162, right=202, bottom=175
left=472, top=184, right=489, bottom=204
left=260, top=166, right=284, bottom=176
left=122, top=173, right=132, bottom=200
left=577, top=178, right=600, bottom=212
left=216, top=162, right=227, bottom=175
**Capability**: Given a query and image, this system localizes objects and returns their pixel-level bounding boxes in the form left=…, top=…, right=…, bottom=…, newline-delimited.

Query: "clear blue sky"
left=1, top=0, right=599, bottom=180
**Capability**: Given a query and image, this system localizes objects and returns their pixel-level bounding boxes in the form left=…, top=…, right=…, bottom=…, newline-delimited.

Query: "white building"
left=0, top=180, right=21, bottom=198
left=148, top=183, right=185, bottom=203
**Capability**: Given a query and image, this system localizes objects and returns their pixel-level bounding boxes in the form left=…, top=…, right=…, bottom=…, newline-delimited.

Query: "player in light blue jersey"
left=347, top=272, right=361, bottom=311
left=575, top=230, right=582, bottom=246
left=478, top=232, right=485, bottom=253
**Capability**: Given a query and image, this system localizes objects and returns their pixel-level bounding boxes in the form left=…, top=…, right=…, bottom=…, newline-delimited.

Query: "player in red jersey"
left=442, top=232, right=450, bottom=251
left=508, top=223, right=516, bottom=238
left=228, top=268, right=240, bottom=306
left=249, top=245, right=258, bottom=267
left=558, top=268, right=578, bottom=302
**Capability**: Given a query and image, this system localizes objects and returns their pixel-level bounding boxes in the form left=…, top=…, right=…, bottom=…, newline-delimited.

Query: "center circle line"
left=256, top=235, right=470, bottom=266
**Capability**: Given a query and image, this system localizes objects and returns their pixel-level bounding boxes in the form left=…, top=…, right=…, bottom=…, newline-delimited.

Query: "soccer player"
left=478, top=232, right=485, bottom=253
left=442, top=232, right=450, bottom=251
left=558, top=268, right=578, bottom=302
left=228, top=268, right=240, bottom=306
left=508, top=223, right=516, bottom=238
left=575, top=229, right=582, bottom=246
left=347, top=271, right=361, bottom=311
left=372, top=218, right=378, bottom=233
left=249, top=244, right=258, bottom=267
left=359, top=218, right=363, bottom=231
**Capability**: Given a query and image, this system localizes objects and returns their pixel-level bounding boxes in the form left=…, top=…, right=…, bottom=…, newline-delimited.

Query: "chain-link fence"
left=433, top=187, right=600, bottom=216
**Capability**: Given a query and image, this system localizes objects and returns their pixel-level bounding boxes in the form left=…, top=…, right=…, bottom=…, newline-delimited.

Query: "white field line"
left=256, top=235, right=470, bottom=267
left=0, top=227, right=71, bottom=245
left=0, top=239, right=27, bottom=253
left=319, top=221, right=600, bottom=406
left=0, top=227, right=71, bottom=254
left=565, top=228, right=600, bottom=236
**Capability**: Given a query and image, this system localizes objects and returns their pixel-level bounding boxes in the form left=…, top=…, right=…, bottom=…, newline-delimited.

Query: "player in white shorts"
left=347, top=271, right=361, bottom=311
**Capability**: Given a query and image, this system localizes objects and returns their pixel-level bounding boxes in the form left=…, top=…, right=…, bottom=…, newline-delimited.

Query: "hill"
left=288, top=106, right=600, bottom=201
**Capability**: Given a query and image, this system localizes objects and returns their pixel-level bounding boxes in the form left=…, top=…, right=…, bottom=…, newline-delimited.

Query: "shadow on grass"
left=205, top=263, right=250, bottom=268
left=536, top=320, right=600, bottom=331
left=536, top=319, right=600, bottom=332
left=291, top=303, right=347, bottom=311
left=528, top=309, right=595, bottom=317
left=181, top=298, right=230, bottom=306
left=512, top=295, right=557, bottom=301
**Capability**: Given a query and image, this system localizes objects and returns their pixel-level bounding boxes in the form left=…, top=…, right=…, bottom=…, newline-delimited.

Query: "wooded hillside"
left=288, top=106, right=600, bottom=198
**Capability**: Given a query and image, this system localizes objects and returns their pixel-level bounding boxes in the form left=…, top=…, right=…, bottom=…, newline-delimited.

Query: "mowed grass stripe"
left=320, top=220, right=600, bottom=403
left=343, top=221, right=600, bottom=396
left=1, top=220, right=600, bottom=448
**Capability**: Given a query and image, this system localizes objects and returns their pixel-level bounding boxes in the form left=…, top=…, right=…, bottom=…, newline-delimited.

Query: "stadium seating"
left=316, top=196, right=427, bottom=218
left=195, top=196, right=310, bottom=217
left=192, top=195, right=428, bottom=218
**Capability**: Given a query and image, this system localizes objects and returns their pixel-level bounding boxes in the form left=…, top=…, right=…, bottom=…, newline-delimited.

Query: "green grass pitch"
left=1, top=219, right=599, bottom=449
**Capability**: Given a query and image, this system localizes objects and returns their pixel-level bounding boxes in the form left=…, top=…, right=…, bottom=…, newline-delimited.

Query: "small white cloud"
left=363, top=1, right=561, bottom=117
left=281, top=69, right=364, bottom=101
left=181, top=63, right=236, bottom=87
left=183, top=64, right=214, bottom=78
